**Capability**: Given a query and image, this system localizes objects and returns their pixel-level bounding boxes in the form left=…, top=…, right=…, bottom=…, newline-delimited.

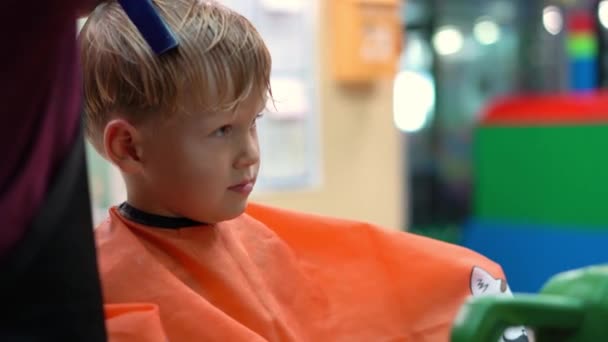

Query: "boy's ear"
left=103, top=119, right=144, bottom=174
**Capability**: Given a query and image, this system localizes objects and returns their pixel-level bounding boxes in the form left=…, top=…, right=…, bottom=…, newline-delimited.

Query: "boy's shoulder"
left=95, top=202, right=504, bottom=283
left=246, top=202, right=506, bottom=286
left=247, top=203, right=495, bottom=258
left=246, top=203, right=512, bottom=336
left=93, top=208, right=131, bottom=247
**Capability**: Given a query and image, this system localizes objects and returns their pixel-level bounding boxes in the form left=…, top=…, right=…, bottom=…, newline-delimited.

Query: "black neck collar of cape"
left=118, top=202, right=207, bottom=229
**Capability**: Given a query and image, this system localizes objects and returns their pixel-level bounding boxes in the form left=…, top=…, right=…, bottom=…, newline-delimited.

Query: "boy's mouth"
left=228, top=179, right=255, bottom=195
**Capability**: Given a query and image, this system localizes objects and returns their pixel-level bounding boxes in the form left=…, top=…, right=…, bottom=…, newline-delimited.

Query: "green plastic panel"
left=474, top=125, right=608, bottom=228
left=567, top=34, right=598, bottom=58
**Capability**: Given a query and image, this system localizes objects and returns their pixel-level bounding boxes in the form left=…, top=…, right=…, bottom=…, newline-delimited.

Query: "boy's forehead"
left=187, top=95, right=267, bottom=120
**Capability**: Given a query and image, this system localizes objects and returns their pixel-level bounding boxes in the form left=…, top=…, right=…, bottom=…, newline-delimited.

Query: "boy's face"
left=135, top=94, right=265, bottom=223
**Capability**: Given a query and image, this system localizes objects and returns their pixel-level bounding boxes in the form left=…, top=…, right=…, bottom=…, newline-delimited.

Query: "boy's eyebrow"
left=257, top=102, right=268, bottom=113
left=186, top=95, right=269, bottom=124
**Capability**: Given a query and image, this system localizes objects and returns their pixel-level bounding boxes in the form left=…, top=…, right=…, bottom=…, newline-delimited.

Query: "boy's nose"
left=234, top=134, right=260, bottom=169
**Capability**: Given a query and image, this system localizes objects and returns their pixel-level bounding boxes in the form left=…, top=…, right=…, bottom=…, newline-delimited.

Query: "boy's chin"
left=185, top=199, right=250, bottom=224
left=211, top=201, right=249, bottom=223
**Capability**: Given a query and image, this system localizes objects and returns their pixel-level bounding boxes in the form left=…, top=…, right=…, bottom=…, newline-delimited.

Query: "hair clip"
left=117, top=0, right=179, bottom=55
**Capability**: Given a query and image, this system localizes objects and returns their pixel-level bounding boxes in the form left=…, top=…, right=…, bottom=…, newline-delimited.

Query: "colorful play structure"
left=450, top=8, right=608, bottom=339
left=462, top=92, right=608, bottom=293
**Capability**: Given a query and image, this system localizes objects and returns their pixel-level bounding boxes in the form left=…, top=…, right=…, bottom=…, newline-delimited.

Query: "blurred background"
left=84, top=0, right=608, bottom=293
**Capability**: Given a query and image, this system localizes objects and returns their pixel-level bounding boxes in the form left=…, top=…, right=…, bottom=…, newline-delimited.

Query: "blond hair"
left=79, top=0, right=272, bottom=144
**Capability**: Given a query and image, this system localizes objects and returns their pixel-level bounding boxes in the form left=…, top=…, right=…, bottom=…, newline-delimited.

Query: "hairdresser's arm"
left=0, top=0, right=85, bottom=257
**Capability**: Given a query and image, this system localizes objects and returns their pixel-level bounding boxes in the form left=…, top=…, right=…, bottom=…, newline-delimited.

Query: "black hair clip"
left=117, top=0, right=179, bottom=55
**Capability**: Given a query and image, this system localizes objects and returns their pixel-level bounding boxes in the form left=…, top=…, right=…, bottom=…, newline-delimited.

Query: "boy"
left=81, top=1, right=527, bottom=341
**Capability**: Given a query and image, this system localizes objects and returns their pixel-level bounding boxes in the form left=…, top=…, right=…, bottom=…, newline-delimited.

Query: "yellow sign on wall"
left=332, top=0, right=401, bottom=82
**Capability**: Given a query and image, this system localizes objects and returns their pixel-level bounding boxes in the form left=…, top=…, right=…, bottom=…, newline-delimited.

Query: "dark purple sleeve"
left=0, top=2, right=83, bottom=257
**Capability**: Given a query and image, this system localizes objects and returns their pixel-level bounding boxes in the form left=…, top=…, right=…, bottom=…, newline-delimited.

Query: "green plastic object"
left=474, top=125, right=608, bottom=228
left=451, top=265, right=608, bottom=342
left=567, top=34, right=599, bottom=59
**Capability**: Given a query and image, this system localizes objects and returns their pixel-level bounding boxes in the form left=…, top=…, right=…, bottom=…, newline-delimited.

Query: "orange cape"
left=96, top=203, right=504, bottom=341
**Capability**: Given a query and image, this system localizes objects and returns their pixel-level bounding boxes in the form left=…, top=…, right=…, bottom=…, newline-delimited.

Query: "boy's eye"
left=251, top=113, right=264, bottom=129
left=212, top=125, right=233, bottom=137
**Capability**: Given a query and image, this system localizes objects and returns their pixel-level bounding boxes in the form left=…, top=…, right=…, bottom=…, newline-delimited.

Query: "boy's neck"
left=118, top=202, right=207, bottom=229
